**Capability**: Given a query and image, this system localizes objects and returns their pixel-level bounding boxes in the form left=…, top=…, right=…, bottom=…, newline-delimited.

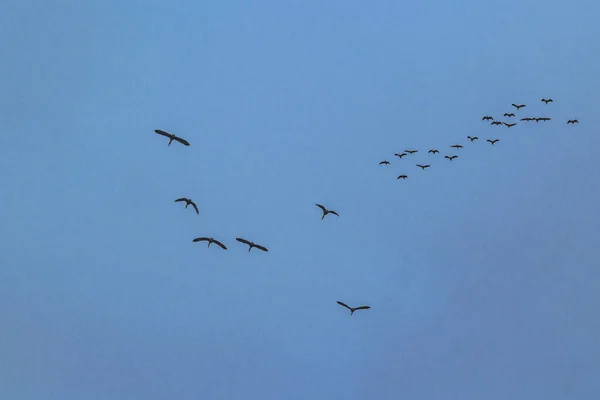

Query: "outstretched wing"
left=424, top=164, right=430, bottom=168
left=213, top=240, right=227, bottom=250
left=193, top=237, right=210, bottom=242
left=190, top=201, right=199, bottom=215
left=173, top=136, right=190, bottom=146
left=155, top=129, right=171, bottom=138
left=315, top=204, right=327, bottom=213
left=355, top=306, right=371, bottom=311
left=236, top=237, right=252, bottom=246
left=329, top=210, right=339, bottom=217
left=175, top=198, right=188, bottom=203
left=254, top=244, right=269, bottom=252
left=337, top=301, right=352, bottom=310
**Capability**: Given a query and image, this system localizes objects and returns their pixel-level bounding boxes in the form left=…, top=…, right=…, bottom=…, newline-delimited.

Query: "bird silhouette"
left=520, top=117, right=535, bottom=122
left=336, top=301, right=370, bottom=316
left=394, top=153, right=407, bottom=158
left=174, top=198, right=199, bottom=214
left=192, top=237, right=227, bottom=250
left=541, top=98, right=553, bottom=104
left=315, top=204, right=339, bottom=220
left=416, top=164, right=430, bottom=170
left=428, top=149, right=439, bottom=154
left=567, top=119, right=579, bottom=124
left=535, top=117, right=551, bottom=122
left=491, top=121, right=502, bottom=126
left=444, top=155, right=458, bottom=161
left=450, top=144, right=463, bottom=149
left=487, top=139, right=499, bottom=145
left=379, top=160, right=390, bottom=165
left=405, top=149, right=418, bottom=154
left=235, top=238, right=268, bottom=252
left=467, top=136, right=479, bottom=142
left=511, top=103, right=526, bottom=110
left=482, top=116, right=493, bottom=121
left=504, top=113, right=515, bottom=117
left=397, top=174, right=408, bottom=180
left=154, top=129, right=190, bottom=146
left=503, top=122, right=516, bottom=128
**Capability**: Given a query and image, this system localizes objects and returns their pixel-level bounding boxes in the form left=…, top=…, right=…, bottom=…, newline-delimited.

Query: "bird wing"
left=236, top=237, right=252, bottom=246
left=174, top=198, right=188, bottom=203
left=315, top=204, right=327, bottom=213
left=154, top=129, right=171, bottom=137
left=193, top=237, right=209, bottom=242
left=473, top=137, right=478, bottom=140
left=444, top=156, right=449, bottom=159
left=190, top=202, right=199, bottom=214
left=355, top=306, right=371, bottom=311
left=511, top=103, right=518, bottom=108
left=329, top=210, right=339, bottom=217
left=424, top=165, right=430, bottom=168
left=337, top=301, right=352, bottom=310
left=213, top=240, right=227, bottom=250
left=254, top=244, right=269, bottom=252
left=173, top=136, right=190, bottom=146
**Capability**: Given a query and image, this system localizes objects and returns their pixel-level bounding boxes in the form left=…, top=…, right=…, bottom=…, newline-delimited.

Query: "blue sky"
left=1, top=0, right=600, bottom=398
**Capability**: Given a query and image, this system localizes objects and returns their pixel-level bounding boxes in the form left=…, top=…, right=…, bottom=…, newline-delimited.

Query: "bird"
left=379, top=160, right=390, bottom=165
left=445, top=155, right=458, bottom=161
left=535, top=117, right=551, bottom=122
left=503, top=122, right=516, bottom=128
left=336, top=301, right=370, bottom=316
left=450, top=144, right=463, bottom=149
left=482, top=116, right=493, bottom=121
left=416, top=164, right=430, bottom=170
left=397, top=174, right=408, bottom=180
left=394, top=153, right=407, bottom=158
left=467, top=136, right=478, bottom=142
left=192, top=237, right=227, bottom=250
left=405, top=149, right=418, bottom=154
left=567, top=119, right=579, bottom=124
left=520, top=117, right=535, bottom=122
left=315, top=204, right=339, bottom=220
left=491, top=121, right=502, bottom=126
left=511, top=103, right=526, bottom=110
left=154, top=129, right=190, bottom=146
left=174, top=198, right=199, bottom=214
left=487, top=139, right=499, bottom=145
left=235, top=238, right=268, bottom=252
left=541, top=98, right=553, bottom=104
left=504, top=113, right=515, bottom=117
left=428, top=149, right=439, bottom=154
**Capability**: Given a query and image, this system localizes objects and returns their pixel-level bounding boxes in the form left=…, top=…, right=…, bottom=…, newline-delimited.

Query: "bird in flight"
left=567, top=119, right=579, bottom=124
left=235, top=238, right=268, bottom=252
left=379, top=160, right=390, bottom=165
left=192, top=237, right=227, bottom=250
left=315, top=204, right=339, bottom=220
left=504, top=113, right=515, bottom=117
left=445, top=155, right=458, bottom=161
left=154, top=129, right=190, bottom=146
left=405, top=149, right=418, bottom=154
left=482, top=116, right=493, bottom=121
left=487, top=139, right=499, bottom=145
left=397, top=174, right=408, bottom=180
left=541, top=98, right=553, bottom=104
left=520, top=117, right=535, bottom=122
left=450, top=144, right=463, bottom=149
left=416, top=164, right=430, bottom=170
left=535, top=117, right=551, bottom=122
left=512, top=103, right=526, bottom=110
left=503, top=122, right=516, bottom=128
left=175, top=198, right=199, bottom=214
left=336, top=301, right=370, bottom=316
left=467, top=136, right=478, bottom=142
left=394, top=153, right=407, bottom=159
left=428, top=149, right=439, bottom=154
left=491, top=121, right=502, bottom=126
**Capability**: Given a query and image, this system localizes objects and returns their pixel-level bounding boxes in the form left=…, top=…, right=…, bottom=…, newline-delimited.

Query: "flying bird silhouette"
left=336, top=301, right=370, bottom=316
left=394, top=153, right=407, bottom=158
left=535, top=117, right=551, bottom=122
left=315, top=204, right=339, bottom=220
left=450, top=144, right=463, bottom=149
left=520, top=117, right=534, bottom=122
left=379, top=160, right=390, bottom=165
left=405, top=149, right=418, bottom=154
left=428, top=149, right=439, bottom=154
left=192, top=237, right=227, bottom=250
left=235, top=238, right=268, bottom=252
left=567, top=119, right=579, bottom=124
left=445, top=155, right=458, bottom=161
left=154, top=129, right=190, bottom=146
left=487, top=139, right=499, bottom=145
left=541, top=98, right=553, bottom=104
left=511, top=104, right=526, bottom=110
left=416, top=164, right=430, bottom=170
left=467, top=136, right=479, bottom=142
left=482, top=116, right=493, bottom=121
left=503, top=122, right=516, bottom=128
left=504, top=113, right=515, bottom=117
left=174, top=198, right=199, bottom=214
left=491, top=121, right=502, bottom=126
left=397, top=174, right=408, bottom=180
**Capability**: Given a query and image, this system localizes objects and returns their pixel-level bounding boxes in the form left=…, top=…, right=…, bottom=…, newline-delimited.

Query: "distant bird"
left=416, top=164, right=430, bottom=170
left=154, top=129, right=190, bottom=146
left=482, top=116, right=493, bottom=121
left=405, top=149, right=418, bottom=154
left=567, top=119, right=579, bottom=124
left=397, top=174, right=408, bottom=180
left=428, top=149, right=439, bottom=154
left=520, top=117, right=535, bottom=122
left=504, top=113, right=515, bottom=117
left=174, top=198, right=199, bottom=214
left=491, top=121, right=502, bottom=126
left=235, top=238, right=268, bottom=252
left=450, top=144, right=463, bottom=149
left=535, top=117, right=551, bottom=122
left=394, top=153, right=407, bottom=158
left=487, top=139, right=499, bottom=145
left=541, top=98, right=553, bottom=104
left=336, top=301, right=370, bottom=316
left=192, top=237, right=227, bottom=250
left=445, top=155, right=458, bottom=161
left=511, top=103, right=526, bottom=110
left=467, top=136, right=479, bottom=142
left=315, top=204, right=339, bottom=220
left=503, top=122, right=516, bottom=128
left=379, top=160, right=390, bottom=165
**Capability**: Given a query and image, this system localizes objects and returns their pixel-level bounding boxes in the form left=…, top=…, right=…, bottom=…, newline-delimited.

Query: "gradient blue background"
left=2, top=0, right=600, bottom=398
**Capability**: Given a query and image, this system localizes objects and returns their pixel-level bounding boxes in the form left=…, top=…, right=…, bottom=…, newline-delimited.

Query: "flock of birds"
left=377, top=99, right=579, bottom=181
left=154, top=97, right=579, bottom=317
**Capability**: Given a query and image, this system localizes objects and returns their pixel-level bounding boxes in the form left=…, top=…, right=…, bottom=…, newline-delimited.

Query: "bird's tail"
left=248, top=247, right=251, bottom=252
left=350, top=310, right=355, bottom=316
left=321, top=214, right=325, bottom=220
left=168, top=138, right=173, bottom=146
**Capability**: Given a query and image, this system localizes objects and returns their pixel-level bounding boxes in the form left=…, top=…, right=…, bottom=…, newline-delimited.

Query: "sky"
left=1, top=0, right=600, bottom=398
